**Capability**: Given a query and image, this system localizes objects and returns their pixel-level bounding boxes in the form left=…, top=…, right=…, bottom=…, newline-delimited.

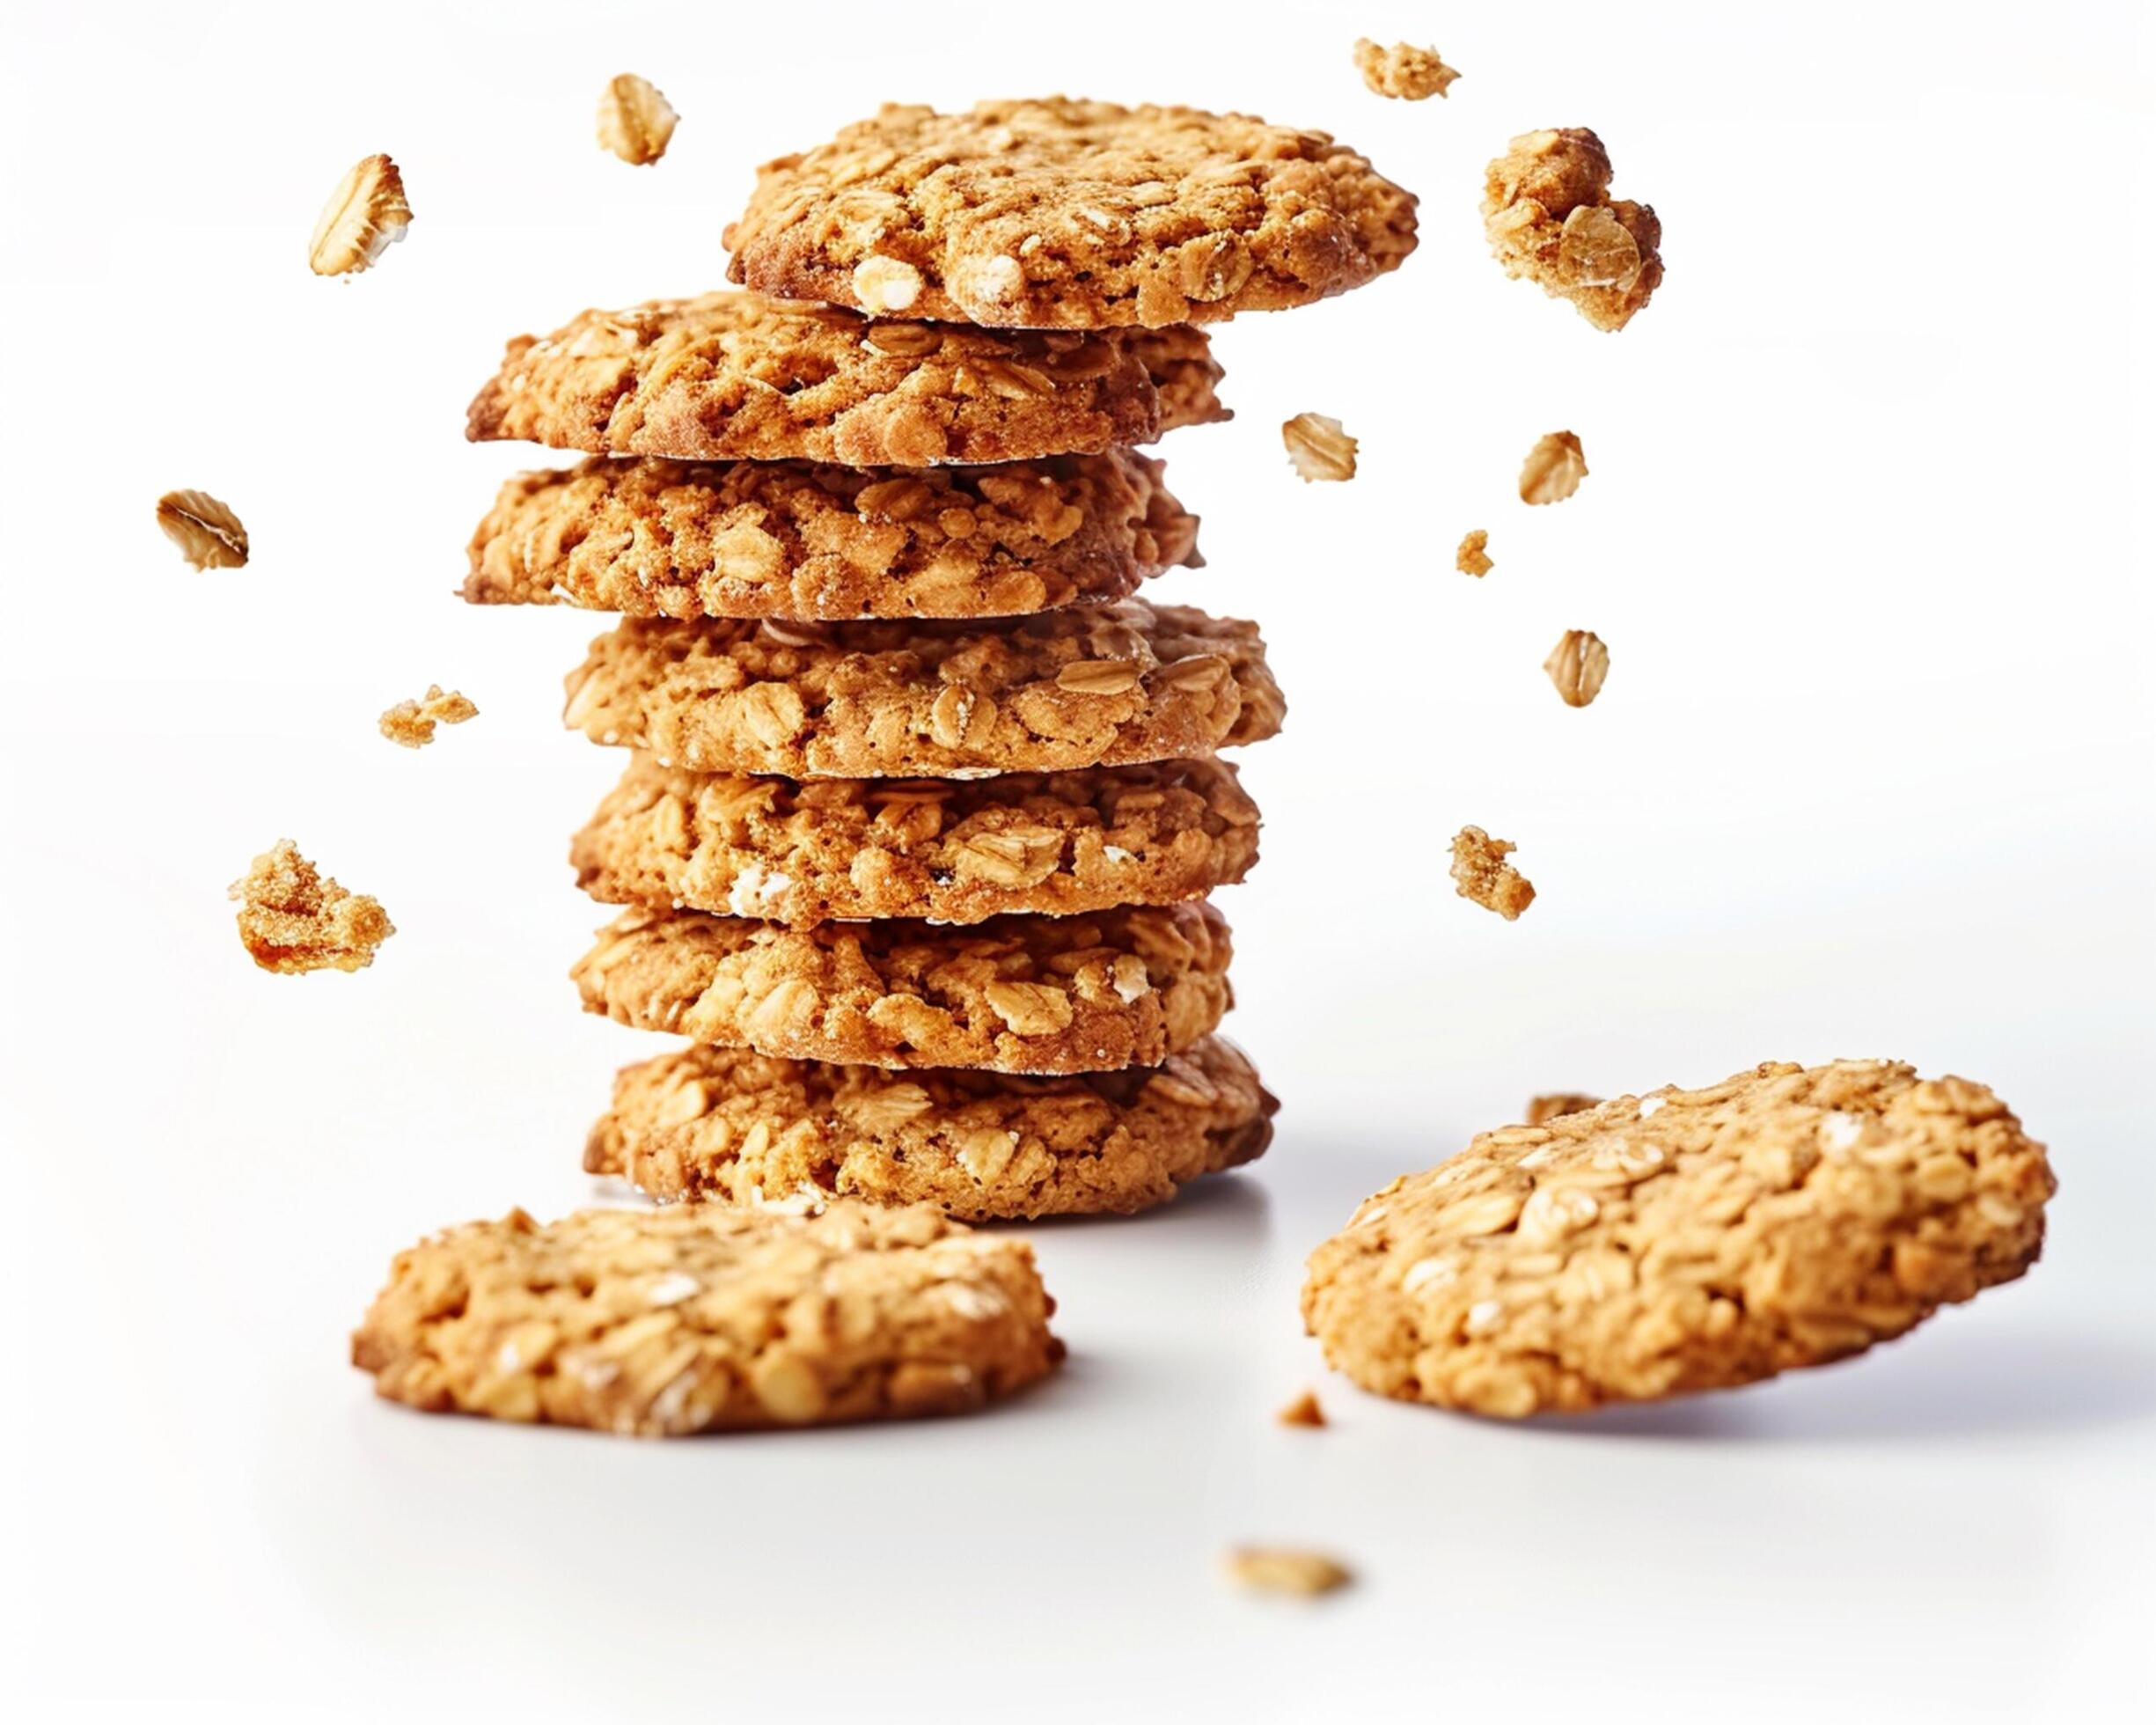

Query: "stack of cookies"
left=460, top=98, right=1417, bottom=1223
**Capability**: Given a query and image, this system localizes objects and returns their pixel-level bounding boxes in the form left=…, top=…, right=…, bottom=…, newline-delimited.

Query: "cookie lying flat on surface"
left=465, top=451, right=1199, bottom=621
left=1302, top=1061, right=2056, bottom=1418
left=353, top=1200, right=1058, bottom=1435
left=573, top=901, right=1232, bottom=1075
left=561, top=601, right=1283, bottom=779
left=571, top=755, right=1260, bottom=927
left=465, top=291, right=1227, bottom=466
left=586, top=1035, right=1274, bottom=1220
left=724, top=98, right=1418, bottom=330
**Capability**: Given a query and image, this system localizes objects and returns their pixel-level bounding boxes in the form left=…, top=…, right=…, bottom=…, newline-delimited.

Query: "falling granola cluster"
left=1483, top=128, right=1662, bottom=333
left=229, top=840, right=394, bottom=974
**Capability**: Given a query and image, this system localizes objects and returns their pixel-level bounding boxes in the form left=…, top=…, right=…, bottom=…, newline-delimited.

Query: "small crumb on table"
left=1276, top=1389, right=1326, bottom=1428
left=1225, top=1546, right=1353, bottom=1597
left=1456, top=529, right=1492, bottom=576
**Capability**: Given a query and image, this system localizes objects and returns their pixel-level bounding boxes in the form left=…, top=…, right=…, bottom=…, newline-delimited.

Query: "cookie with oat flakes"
left=571, top=900, right=1232, bottom=1075
left=465, top=290, right=1227, bottom=466
left=723, top=98, right=1418, bottom=330
left=465, top=450, right=1199, bottom=621
left=585, top=1035, right=1274, bottom=1221
left=1302, top=1061, right=2055, bottom=1418
left=561, top=601, right=1282, bottom=780
left=353, top=1200, right=1058, bottom=1435
left=570, top=755, right=1259, bottom=928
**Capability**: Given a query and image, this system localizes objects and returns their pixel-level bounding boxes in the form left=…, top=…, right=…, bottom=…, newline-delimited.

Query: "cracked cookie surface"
left=353, top=1200, right=1058, bottom=1435
left=586, top=1035, right=1274, bottom=1220
left=562, top=600, right=1282, bottom=779
left=725, top=98, right=1418, bottom=329
left=466, top=290, right=1227, bottom=464
left=466, top=451, right=1199, bottom=620
left=573, top=900, right=1232, bottom=1074
left=1302, top=1061, right=2055, bottom=1417
left=572, top=755, right=1259, bottom=927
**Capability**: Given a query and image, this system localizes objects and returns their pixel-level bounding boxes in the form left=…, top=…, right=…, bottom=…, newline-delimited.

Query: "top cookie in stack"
left=461, top=98, right=1414, bottom=1222
left=722, top=97, right=1419, bottom=329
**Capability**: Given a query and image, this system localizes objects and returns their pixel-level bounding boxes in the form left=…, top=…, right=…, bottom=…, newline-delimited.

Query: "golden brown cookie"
left=352, top=1200, right=1058, bottom=1435
left=464, top=451, right=1199, bottom=621
left=561, top=601, right=1282, bottom=779
left=724, top=98, right=1418, bottom=329
left=570, top=755, right=1260, bottom=927
left=1302, top=1061, right=2057, bottom=1418
left=571, top=901, right=1232, bottom=1075
left=464, top=291, right=1228, bottom=464
left=585, top=1035, right=1275, bottom=1220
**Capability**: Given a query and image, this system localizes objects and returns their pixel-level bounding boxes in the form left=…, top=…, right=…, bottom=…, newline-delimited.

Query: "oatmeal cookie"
left=570, top=755, right=1259, bottom=927
left=1302, top=1061, right=2057, bottom=1417
left=584, top=1035, right=1274, bottom=1220
left=353, top=1200, right=1058, bottom=1434
left=1483, top=128, right=1662, bottom=332
left=571, top=901, right=1232, bottom=1075
left=723, top=98, right=1418, bottom=329
left=465, top=451, right=1199, bottom=621
left=465, top=291, right=1228, bottom=465
left=561, top=601, right=1283, bottom=779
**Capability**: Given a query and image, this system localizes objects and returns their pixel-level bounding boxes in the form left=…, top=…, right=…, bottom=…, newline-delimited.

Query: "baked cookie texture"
left=724, top=98, right=1418, bottom=329
left=572, top=901, right=1232, bottom=1075
left=586, top=1035, right=1274, bottom=1220
left=571, top=754, right=1259, bottom=927
left=561, top=601, right=1282, bottom=778
left=465, top=291, right=1228, bottom=466
left=465, top=451, right=1199, bottom=621
left=1302, top=1061, right=2056, bottom=1418
left=1482, top=128, right=1662, bottom=333
left=353, top=1200, right=1059, bottom=1434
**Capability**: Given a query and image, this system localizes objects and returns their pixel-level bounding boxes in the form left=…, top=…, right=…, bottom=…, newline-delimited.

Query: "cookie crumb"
left=1525, top=1092, right=1602, bottom=1127
left=1519, top=431, right=1588, bottom=505
left=1276, top=1389, right=1326, bottom=1428
left=1544, top=629, right=1609, bottom=708
left=308, top=153, right=411, bottom=276
left=229, top=840, right=394, bottom=974
left=1456, top=529, right=1492, bottom=576
left=1354, top=39, right=1460, bottom=100
left=156, top=489, right=248, bottom=569
left=1483, top=128, right=1661, bottom=331
left=1450, top=826, right=1536, bottom=921
left=597, top=74, right=678, bottom=165
left=379, top=685, right=478, bottom=748
left=1283, top=414, right=1357, bottom=482
left=1225, top=1547, right=1353, bottom=1597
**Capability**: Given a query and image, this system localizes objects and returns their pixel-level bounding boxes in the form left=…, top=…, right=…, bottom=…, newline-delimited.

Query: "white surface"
left=3, top=1, right=2152, bottom=1718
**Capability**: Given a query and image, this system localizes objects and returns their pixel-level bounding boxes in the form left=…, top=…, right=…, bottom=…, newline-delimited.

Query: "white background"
left=3, top=1, right=2151, bottom=1718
